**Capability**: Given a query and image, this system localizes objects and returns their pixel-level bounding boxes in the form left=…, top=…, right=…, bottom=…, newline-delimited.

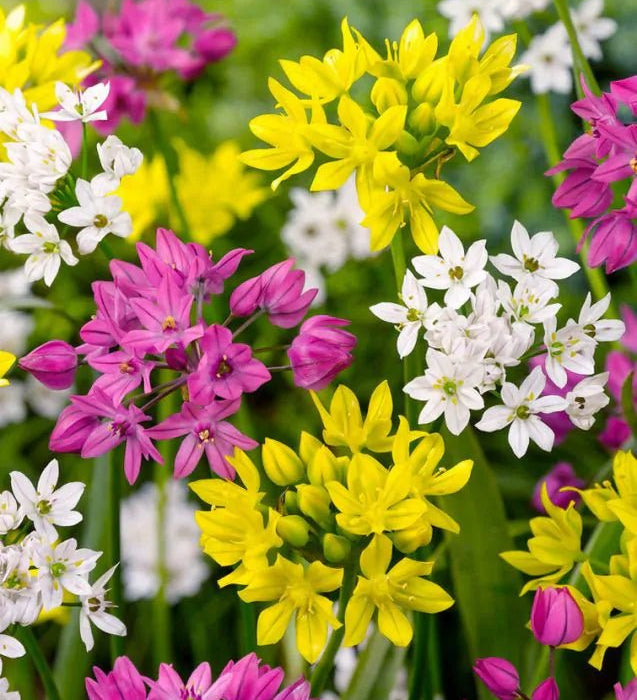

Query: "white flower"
left=0, top=492, right=22, bottom=535
left=438, top=0, right=505, bottom=39
left=566, top=373, right=610, bottom=430
left=0, top=207, right=20, bottom=250
left=33, top=538, right=99, bottom=610
left=498, top=277, right=561, bottom=328
left=490, top=221, right=579, bottom=290
left=9, top=459, right=85, bottom=541
left=0, top=677, right=20, bottom=700
left=93, top=135, right=143, bottom=193
left=333, top=176, right=372, bottom=260
left=520, top=24, right=573, bottom=95
left=404, top=348, right=484, bottom=435
left=0, top=87, right=37, bottom=140
left=475, top=367, right=568, bottom=457
left=413, top=226, right=488, bottom=309
left=571, top=0, right=617, bottom=61
left=10, top=214, right=78, bottom=286
left=370, top=270, right=436, bottom=358
left=576, top=293, right=625, bottom=343
left=41, top=82, right=109, bottom=123
left=0, top=635, right=25, bottom=676
left=500, top=0, right=551, bottom=20
left=58, top=178, right=132, bottom=254
left=543, top=317, right=596, bottom=388
left=0, top=383, right=26, bottom=428
left=79, top=566, right=127, bottom=652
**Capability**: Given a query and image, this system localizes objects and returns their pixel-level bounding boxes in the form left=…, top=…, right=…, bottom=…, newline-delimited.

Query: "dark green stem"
left=238, top=601, right=257, bottom=655
left=553, top=0, right=600, bottom=96
left=109, top=453, right=125, bottom=661
left=19, top=626, right=61, bottom=700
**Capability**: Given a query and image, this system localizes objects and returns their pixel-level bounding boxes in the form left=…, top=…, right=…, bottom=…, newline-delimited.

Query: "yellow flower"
left=118, top=156, right=170, bottom=241
left=500, top=484, right=584, bottom=594
left=239, top=555, right=343, bottom=663
left=368, top=19, right=438, bottom=82
left=0, top=351, right=15, bottom=387
left=344, top=534, right=453, bottom=647
left=173, top=140, right=269, bottom=245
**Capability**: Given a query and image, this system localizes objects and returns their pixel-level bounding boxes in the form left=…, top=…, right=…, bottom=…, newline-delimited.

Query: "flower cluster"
left=242, top=15, right=523, bottom=253
left=66, top=0, right=236, bottom=134
left=193, top=381, right=470, bottom=663
left=282, top=176, right=373, bottom=304
left=86, top=652, right=310, bottom=700
left=550, top=75, right=637, bottom=272
left=0, top=458, right=125, bottom=688
left=371, top=221, right=623, bottom=456
left=20, top=228, right=355, bottom=484
left=503, top=450, right=637, bottom=674
left=438, top=0, right=551, bottom=39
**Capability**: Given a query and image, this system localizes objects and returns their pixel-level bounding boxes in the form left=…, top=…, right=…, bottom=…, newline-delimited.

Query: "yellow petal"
left=257, top=601, right=295, bottom=646
left=378, top=601, right=413, bottom=646
left=344, top=595, right=375, bottom=646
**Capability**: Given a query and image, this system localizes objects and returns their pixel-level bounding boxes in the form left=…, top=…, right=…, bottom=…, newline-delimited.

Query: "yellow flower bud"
left=408, top=103, right=436, bottom=136
left=299, top=431, right=323, bottom=465
left=322, top=533, right=351, bottom=563
left=307, top=446, right=346, bottom=486
left=297, top=484, right=333, bottom=530
left=284, top=489, right=300, bottom=514
left=395, top=130, right=421, bottom=157
left=262, top=438, right=305, bottom=486
left=391, top=519, right=433, bottom=553
left=276, top=515, right=311, bottom=547
left=411, top=60, right=448, bottom=104
left=371, top=77, right=408, bottom=113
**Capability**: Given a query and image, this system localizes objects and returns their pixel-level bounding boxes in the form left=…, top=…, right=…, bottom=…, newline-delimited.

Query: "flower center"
left=523, top=255, right=539, bottom=272
left=442, top=379, right=457, bottom=396
left=162, top=316, right=177, bottom=331
left=515, top=405, right=530, bottom=420
left=631, top=156, right=637, bottom=174
left=93, top=214, right=108, bottom=228
left=448, top=265, right=464, bottom=281
left=583, top=323, right=596, bottom=338
left=51, top=562, right=66, bottom=578
left=119, top=361, right=134, bottom=374
left=215, top=355, right=232, bottom=378
left=574, top=396, right=586, bottom=410
left=198, top=428, right=213, bottom=446
left=550, top=340, right=564, bottom=357
left=43, top=241, right=59, bottom=254
left=406, top=307, right=420, bottom=322
left=180, top=689, right=203, bottom=700
left=37, top=499, right=52, bottom=515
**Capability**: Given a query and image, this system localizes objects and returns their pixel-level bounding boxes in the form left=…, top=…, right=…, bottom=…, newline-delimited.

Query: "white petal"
left=397, top=323, right=420, bottom=358
left=475, top=405, right=512, bottom=432
left=508, top=419, right=530, bottom=457
left=37, top=459, right=59, bottom=496
left=370, top=302, right=406, bottom=324
left=526, top=416, right=555, bottom=452
left=444, top=400, right=470, bottom=435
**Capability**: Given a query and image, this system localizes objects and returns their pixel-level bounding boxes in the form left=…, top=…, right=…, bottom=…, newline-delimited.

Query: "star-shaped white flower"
left=543, top=317, right=596, bottom=388
left=9, top=459, right=84, bottom=541
left=498, top=278, right=561, bottom=329
left=571, top=0, right=617, bottom=61
left=576, top=293, right=625, bottom=343
left=520, top=24, right=573, bottom=95
left=41, top=82, right=110, bottom=123
left=475, top=366, right=568, bottom=457
left=0, top=491, right=23, bottom=535
left=566, top=373, right=610, bottom=430
left=413, top=226, right=488, bottom=310
left=93, top=135, right=143, bottom=193
left=79, top=565, right=127, bottom=652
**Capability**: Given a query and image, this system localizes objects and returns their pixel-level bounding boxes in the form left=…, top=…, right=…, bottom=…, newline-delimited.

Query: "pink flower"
left=147, top=662, right=212, bottom=700
left=621, top=304, right=637, bottom=353
left=188, top=325, right=271, bottom=403
left=473, top=657, right=520, bottom=700
left=531, top=462, right=584, bottom=513
left=605, top=350, right=636, bottom=402
left=615, top=679, right=637, bottom=700
left=86, top=656, right=148, bottom=700
left=89, top=350, right=155, bottom=403
left=532, top=677, right=559, bottom=700
left=599, top=416, right=631, bottom=449
left=530, top=587, right=584, bottom=647
left=288, top=315, right=356, bottom=390
left=19, top=340, right=77, bottom=390
left=65, top=1, right=100, bottom=50
left=611, top=76, right=637, bottom=114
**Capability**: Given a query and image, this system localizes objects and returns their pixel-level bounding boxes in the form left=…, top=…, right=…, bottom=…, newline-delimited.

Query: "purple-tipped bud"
left=19, top=340, right=77, bottom=390
left=473, top=658, right=520, bottom=700
left=530, top=587, right=584, bottom=647
left=532, top=677, right=559, bottom=700
left=615, top=679, right=637, bottom=700
left=288, top=315, right=356, bottom=391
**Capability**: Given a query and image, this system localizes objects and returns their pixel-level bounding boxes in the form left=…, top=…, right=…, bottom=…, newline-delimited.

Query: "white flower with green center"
left=9, top=459, right=84, bottom=541
left=575, top=292, right=625, bottom=343
left=570, top=0, right=617, bottom=61
left=543, top=317, right=596, bottom=388
left=498, top=277, right=561, bottom=330
left=41, top=81, right=110, bottom=123
left=404, top=348, right=484, bottom=435
left=93, top=135, right=143, bottom=193
left=566, top=373, right=610, bottom=430
left=0, top=492, right=22, bottom=535
left=10, top=215, right=77, bottom=286
left=413, top=226, right=488, bottom=310
left=79, top=566, right=127, bottom=652
left=370, top=270, right=439, bottom=358
left=475, top=366, right=568, bottom=457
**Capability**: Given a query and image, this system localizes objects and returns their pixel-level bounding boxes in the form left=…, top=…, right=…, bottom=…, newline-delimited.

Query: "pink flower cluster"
left=86, top=652, right=312, bottom=700
left=65, top=0, right=237, bottom=133
left=21, top=229, right=355, bottom=484
left=549, top=76, right=637, bottom=272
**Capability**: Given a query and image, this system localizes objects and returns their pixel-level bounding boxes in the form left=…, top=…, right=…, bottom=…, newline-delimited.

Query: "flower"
left=473, top=657, right=520, bottom=700
left=543, top=318, right=596, bottom=389
left=532, top=677, right=560, bottom=700
left=19, top=340, right=77, bottom=390
left=79, top=566, right=127, bottom=652
left=86, top=656, right=148, bottom=700
left=475, top=366, right=568, bottom=457
left=0, top=352, right=15, bottom=387
left=530, top=586, right=584, bottom=646
left=41, top=81, right=109, bottom=122
left=565, top=373, right=610, bottom=430
left=570, top=0, right=617, bottom=61
left=615, top=679, right=637, bottom=700
left=531, top=463, right=584, bottom=513
left=438, top=0, right=505, bottom=40
left=0, top=678, right=19, bottom=700
left=521, top=24, right=572, bottom=95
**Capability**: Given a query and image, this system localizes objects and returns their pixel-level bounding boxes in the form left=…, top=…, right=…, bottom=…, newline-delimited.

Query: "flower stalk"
left=19, top=626, right=62, bottom=700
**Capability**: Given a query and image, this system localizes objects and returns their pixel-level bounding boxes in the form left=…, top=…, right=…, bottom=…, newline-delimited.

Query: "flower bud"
left=390, top=519, right=433, bottom=554
left=262, top=438, right=305, bottom=486
left=307, top=446, right=344, bottom=486
left=412, top=62, right=446, bottom=104
left=473, top=658, right=520, bottom=700
left=395, top=130, right=420, bottom=157
left=322, top=533, right=351, bottom=563
left=276, top=515, right=311, bottom=547
left=299, top=431, right=323, bottom=464
left=530, top=587, right=584, bottom=647
left=408, top=102, right=436, bottom=136
left=19, top=340, right=77, bottom=390
left=371, top=77, right=408, bottom=113
left=283, top=489, right=300, bottom=514
left=297, top=484, right=333, bottom=530
left=532, top=677, right=559, bottom=700
left=614, top=679, right=637, bottom=700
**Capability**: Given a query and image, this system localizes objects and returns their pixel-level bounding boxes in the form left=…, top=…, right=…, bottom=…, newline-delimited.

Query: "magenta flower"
left=86, top=656, right=148, bottom=700
left=530, top=587, right=584, bottom=647
left=531, top=462, right=584, bottom=513
left=148, top=662, right=212, bottom=700
left=50, top=405, right=100, bottom=453
left=532, top=677, right=560, bottom=700
left=288, top=315, right=356, bottom=390
left=188, top=325, right=271, bottom=404
left=19, top=340, right=77, bottom=390
left=615, top=679, right=637, bottom=700
left=147, top=400, right=258, bottom=478
left=89, top=350, right=155, bottom=403
left=592, top=123, right=637, bottom=183
left=611, top=76, right=637, bottom=113
left=473, top=657, right=520, bottom=700
left=622, top=304, right=637, bottom=352
left=599, top=415, right=631, bottom=449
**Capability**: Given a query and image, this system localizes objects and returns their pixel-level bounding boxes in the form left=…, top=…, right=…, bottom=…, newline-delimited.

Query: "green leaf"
left=621, top=371, right=637, bottom=437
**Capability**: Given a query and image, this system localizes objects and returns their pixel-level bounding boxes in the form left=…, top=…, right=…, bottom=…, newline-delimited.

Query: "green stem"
left=553, top=0, right=600, bottom=96
left=310, top=565, right=357, bottom=697
left=109, top=453, right=125, bottom=661
left=238, top=601, right=257, bottom=655
left=19, top=626, right=61, bottom=700
left=148, top=109, right=190, bottom=236
left=81, top=122, right=88, bottom=181
left=390, top=232, right=407, bottom=293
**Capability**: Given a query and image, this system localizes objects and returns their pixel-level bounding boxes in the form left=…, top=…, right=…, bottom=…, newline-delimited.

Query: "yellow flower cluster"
left=118, top=140, right=269, bottom=244
left=0, top=351, right=15, bottom=387
left=503, top=451, right=637, bottom=673
left=241, top=16, right=523, bottom=253
left=0, top=5, right=97, bottom=112
left=192, top=381, right=473, bottom=663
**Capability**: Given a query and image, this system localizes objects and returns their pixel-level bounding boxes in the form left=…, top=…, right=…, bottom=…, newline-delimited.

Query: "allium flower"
left=438, top=0, right=505, bottom=40
left=565, top=373, right=610, bottom=430
left=520, top=23, right=573, bottom=95
left=532, top=677, right=560, bottom=700
left=86, top=656, right=148, bottom=700
left=615, top=679, right=637, bottom=700
left=543, top=318, right=596, bottom=389
left=79, top=566, right=127, bottom=652
left=473, top=657, right=520, bottom=700
left=570, top=0, right=617, bottom=61
left=532, top=463, right=584, bottom=513
left=41, top=81, right=110, bottom=123
left=530, top=586, right=584, bottom=646
left=19, top=340, right=77, bottom=390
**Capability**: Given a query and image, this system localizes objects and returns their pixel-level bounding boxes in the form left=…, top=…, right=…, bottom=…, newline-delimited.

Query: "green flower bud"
left=408, top=103, right=436, bottom=136
left=276, top=515, right=311, bottom=547
left=262, top=438, right=305, bottom=486
left=322, top=533, right=351, bottom=563
left=412, top=60, right=447, bottom=104
left=371, top=77, right=408, bottom=113
left=284, top=489, right=300, bottom=514
left=297, top=484, right=333, bottom=531
left=395, top=129, right=421, bottom=156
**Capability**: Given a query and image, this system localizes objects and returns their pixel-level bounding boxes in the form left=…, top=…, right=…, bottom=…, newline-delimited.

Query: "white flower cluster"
left=371, top=221, right=624, bottom=457
left=0, top=269, right=71, bottom=427
left=0, top=82, right=140, bottom=286
left=438, top=0, right=552, bottom=39
left=0, top=458, right=126, bottom=688
left=282, top=176, right=373, bottom=304
left=120, top=481, right=208, bottom=603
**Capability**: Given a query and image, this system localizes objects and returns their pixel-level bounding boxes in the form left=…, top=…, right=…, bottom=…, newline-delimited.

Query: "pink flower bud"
left=530, top=587, right=584, bottom=647
left=473, top=658, right=520, bottom=700
left=532, top=677, right=559, bottom=700
left=288, top=315, right=356, bottom=390
left=194, top=28, right=237, bottom=62
left=19, top=340, right=77, bottom=390
left=615, top=679, right=637, bottom=700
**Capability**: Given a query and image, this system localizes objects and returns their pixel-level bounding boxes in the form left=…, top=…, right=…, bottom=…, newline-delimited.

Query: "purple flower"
left=611, top=76, right=637, bottom=114
left=532, top=677, right=560, bottom=700
left=50, top=405, right=100, bottom=453
left=65, top=1, right=100, bottom=50
left=473, top=657, right=520, bottom=700
left=599, top=416, right=631, bottom=449
left=288, top=315, right=356, bottom=390
left=621, top=304, right=637, bottom=353
left=89, top=350, right=155, bottom=403
left=86, top=656, right=148, bottom=700
left=19, top=340, right=77, bottom=390
left=530, top=587, right=584, bottom=647
left=532, top=462, right=584, bottom=513
left=147, top=661, right=212, bottom=700
left=615, top=679, right=637, bottom=700
left=605, top=350, right=636, bottom=403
